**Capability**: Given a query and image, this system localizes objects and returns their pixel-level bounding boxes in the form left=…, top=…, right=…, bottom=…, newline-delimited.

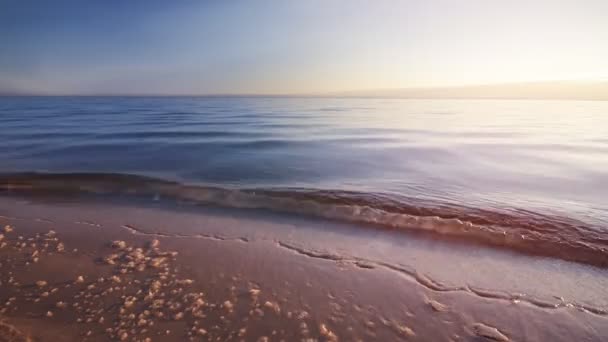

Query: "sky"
left=1, top=0, right=607, bottom=95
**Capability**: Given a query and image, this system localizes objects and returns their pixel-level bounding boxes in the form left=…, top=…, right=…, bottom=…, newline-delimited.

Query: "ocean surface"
left=1, top=97, right=607, bottom=265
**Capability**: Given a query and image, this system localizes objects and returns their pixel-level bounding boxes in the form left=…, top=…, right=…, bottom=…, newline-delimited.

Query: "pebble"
left=112, top=240, right=127, bottom=249
left=319, top=323, right=338, bottom=341
left=177, top=279, right=194, bottom=285
left=263, top=301, right=281, bottom=314
left=223, top=300, right=234, bottom=311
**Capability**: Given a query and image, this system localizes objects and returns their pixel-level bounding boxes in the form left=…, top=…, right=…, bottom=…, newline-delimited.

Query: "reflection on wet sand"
left=1, top=197, right=607, bottom=341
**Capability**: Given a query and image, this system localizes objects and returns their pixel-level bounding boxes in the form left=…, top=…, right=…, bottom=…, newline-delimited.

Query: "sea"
left=1, top=96, right=607, bottom=265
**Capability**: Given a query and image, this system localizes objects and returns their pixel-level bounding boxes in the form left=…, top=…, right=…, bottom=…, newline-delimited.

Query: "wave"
left=1, top=172, right=607, bottom=267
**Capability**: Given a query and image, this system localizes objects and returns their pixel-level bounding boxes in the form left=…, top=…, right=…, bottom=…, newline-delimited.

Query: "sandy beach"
left=0, top=195, right=607, bottom=341
left=3, top=0, right=608, bottom=340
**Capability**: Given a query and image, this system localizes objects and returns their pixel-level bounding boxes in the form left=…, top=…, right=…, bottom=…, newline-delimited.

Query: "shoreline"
left=1, top=195, right=607, bottom=341
left=1, top=171, right=606, bottom=269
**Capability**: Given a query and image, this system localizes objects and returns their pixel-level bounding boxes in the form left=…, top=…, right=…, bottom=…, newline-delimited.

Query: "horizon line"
left=2, top=80, right=607, bottom=100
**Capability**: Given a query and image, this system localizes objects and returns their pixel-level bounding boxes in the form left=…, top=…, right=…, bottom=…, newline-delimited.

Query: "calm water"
left=1, top=97, right=607, bottom=263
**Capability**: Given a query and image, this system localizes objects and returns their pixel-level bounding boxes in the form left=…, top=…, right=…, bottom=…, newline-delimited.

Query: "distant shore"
left=1, top=196, right=607, bottom=341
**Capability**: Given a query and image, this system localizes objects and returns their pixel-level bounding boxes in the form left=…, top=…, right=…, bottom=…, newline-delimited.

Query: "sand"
left=0, top=195, right=607, bottom=341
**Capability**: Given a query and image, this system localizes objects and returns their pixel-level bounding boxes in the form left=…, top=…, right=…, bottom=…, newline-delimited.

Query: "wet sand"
left=1, top=196, right=607, bottom=341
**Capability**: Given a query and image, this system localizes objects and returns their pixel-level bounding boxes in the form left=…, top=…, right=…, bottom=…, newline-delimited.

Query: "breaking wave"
left=1, top=172, right=607, bottom=267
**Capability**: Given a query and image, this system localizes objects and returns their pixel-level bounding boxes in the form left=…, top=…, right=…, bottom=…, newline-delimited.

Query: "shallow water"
left=1, top=97, right=607, bottom=262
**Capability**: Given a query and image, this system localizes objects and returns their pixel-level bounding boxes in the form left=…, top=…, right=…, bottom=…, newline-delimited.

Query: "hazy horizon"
left=2, top=0, right=607, bottom=97
left=2, top=80, right=607, bottom=101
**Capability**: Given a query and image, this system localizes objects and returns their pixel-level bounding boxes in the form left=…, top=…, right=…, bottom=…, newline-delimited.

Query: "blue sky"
left=1, top=0, right=607, bottom=95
